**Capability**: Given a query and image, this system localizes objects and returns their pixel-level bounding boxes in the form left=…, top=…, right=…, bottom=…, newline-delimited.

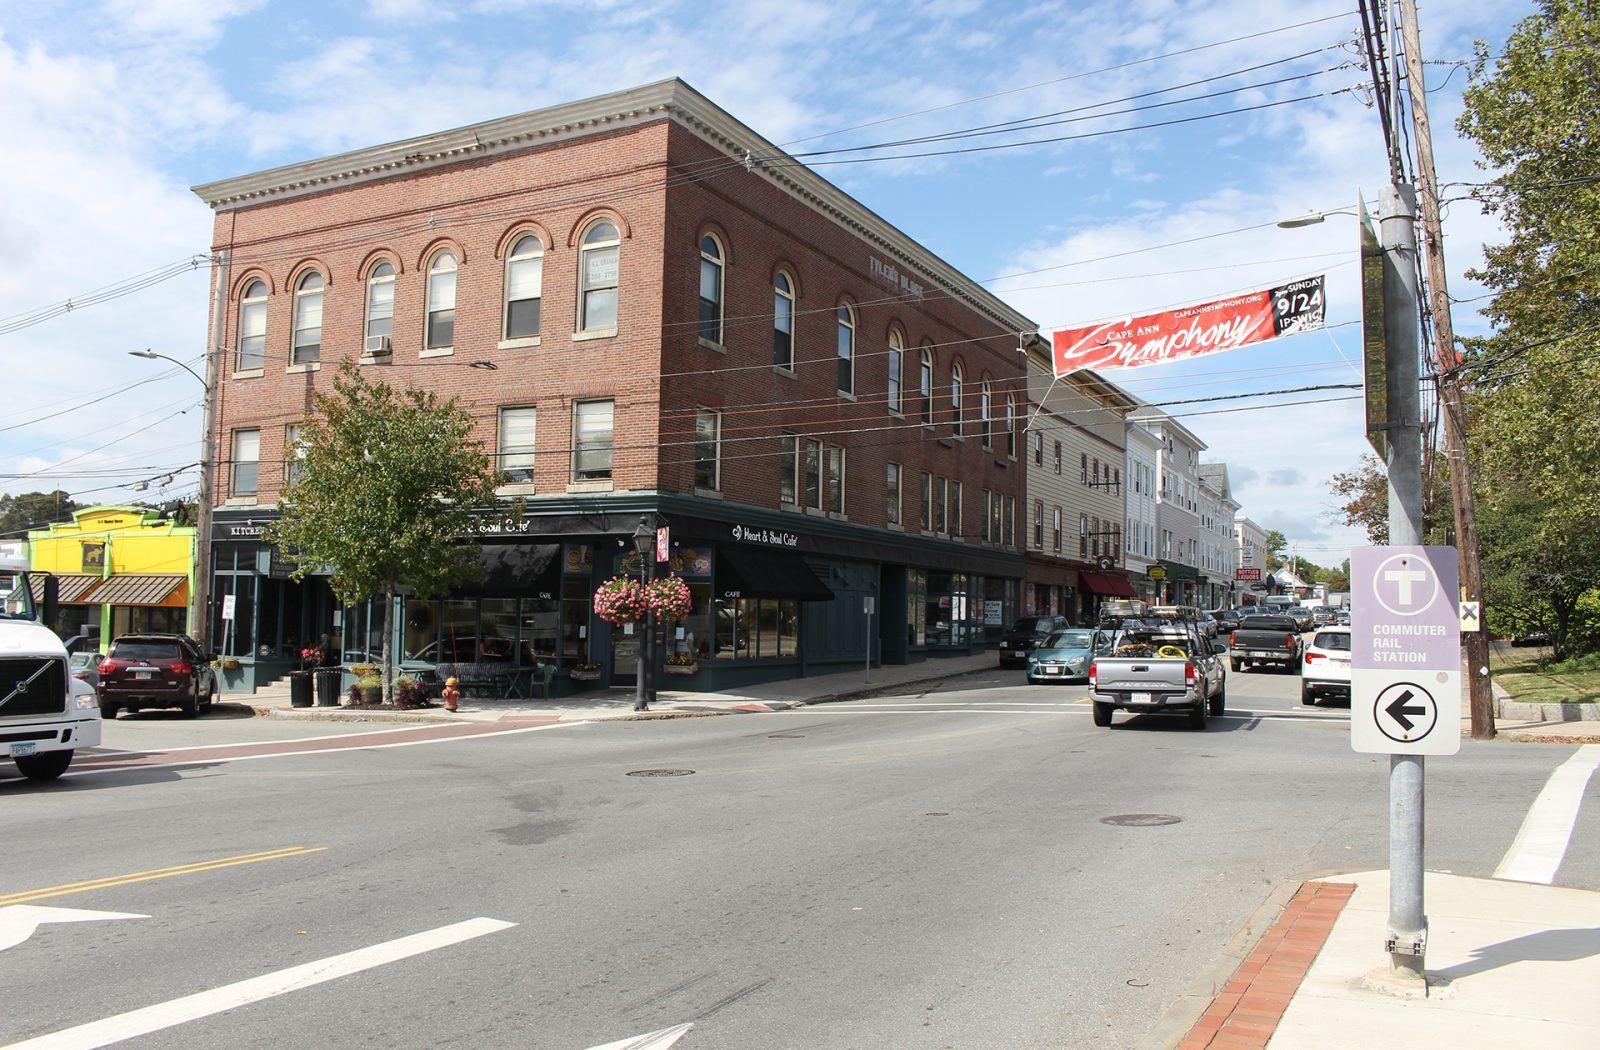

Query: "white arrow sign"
left=584, top=1023, right=694, bottom=1050
left=0, top=905, right=148, bottom=953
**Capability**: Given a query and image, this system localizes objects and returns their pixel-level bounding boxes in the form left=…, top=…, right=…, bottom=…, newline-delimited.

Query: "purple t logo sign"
left=1383, top=566, right=1428, bottom=607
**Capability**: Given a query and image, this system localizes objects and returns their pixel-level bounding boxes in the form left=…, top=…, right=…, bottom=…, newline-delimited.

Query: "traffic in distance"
left=998, top=596, right=1354, bottom=729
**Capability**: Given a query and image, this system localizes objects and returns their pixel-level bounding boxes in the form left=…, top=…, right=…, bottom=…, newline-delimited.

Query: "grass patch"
left=1496, top=649, right=1600, bottom=705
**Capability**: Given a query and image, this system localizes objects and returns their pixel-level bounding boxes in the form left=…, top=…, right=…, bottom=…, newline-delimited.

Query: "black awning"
left=717, top=546, right=835, bottom=601
left=472, top=543, right=562, bottom=599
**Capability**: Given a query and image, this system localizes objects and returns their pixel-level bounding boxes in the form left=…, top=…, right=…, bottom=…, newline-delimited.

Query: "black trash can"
left=314, top=668, right=343, bottom=707
left=289, top=671, right=314, bottom=708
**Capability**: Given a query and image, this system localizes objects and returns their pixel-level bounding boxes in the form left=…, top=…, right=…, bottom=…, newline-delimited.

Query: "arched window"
left=504, top=233, right=543, bottom=340
left=426, top=250, right=457, bottom=349
left=365, top=261, right=396, bottom=348
left=291, top=271, right=323, bottom=365
left=918, top=348, right=934, bottom=423
left=773, top=271, right=795, bottom=368
left=238, top=279, right=268, bottom=371
left=579, top=220, right=620, bottom=332
left=980, top=380, right=993, bottom=448
left=950, top=362, right=964, bottom=435
left=836, top=303, right=855, bottom=395
left=1005, top=394, right=1017, bottom=458
left=887, top=329, right=903, bottom=413
left=699, top=234, right=724, bottom=345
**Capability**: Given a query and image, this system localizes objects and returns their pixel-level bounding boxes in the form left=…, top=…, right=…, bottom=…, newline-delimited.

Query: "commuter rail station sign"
left=1350, top=546, right=1461, bottom=756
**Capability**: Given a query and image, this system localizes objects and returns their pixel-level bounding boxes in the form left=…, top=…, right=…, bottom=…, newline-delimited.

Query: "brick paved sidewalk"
left=1180, top=882, right=1357, bottom=1049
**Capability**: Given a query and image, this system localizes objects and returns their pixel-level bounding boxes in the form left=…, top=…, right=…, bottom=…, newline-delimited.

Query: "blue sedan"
left=1026, top=629, right=1105, bottom=684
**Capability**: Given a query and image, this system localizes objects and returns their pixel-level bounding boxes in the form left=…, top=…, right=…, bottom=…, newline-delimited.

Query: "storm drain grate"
left=1100, top=813, right=1182, bottom=827
left=626, top=768, right=696, bottom=777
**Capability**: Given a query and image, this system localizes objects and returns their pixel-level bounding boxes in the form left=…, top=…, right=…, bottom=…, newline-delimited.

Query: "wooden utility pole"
left=1397, top=0, right=1495, bottom=739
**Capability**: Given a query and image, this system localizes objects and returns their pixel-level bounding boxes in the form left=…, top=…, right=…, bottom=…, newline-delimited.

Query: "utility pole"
left=195, top=249, right=227, bottom=654
left=1397, top=0, right=1494, bottom=739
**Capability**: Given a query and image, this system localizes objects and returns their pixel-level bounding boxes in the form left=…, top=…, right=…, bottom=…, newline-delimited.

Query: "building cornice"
left=191, top=79, right=1036, bottom=335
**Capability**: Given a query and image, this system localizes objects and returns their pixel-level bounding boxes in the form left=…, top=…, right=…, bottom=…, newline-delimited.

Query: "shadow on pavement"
left=108, top=703, right=256, bottom=722
left=1431, top=928, right=1600, bottom=982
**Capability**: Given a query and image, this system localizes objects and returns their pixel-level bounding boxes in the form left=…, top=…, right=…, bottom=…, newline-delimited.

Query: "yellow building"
left=28, top=506, right=196, bottom=650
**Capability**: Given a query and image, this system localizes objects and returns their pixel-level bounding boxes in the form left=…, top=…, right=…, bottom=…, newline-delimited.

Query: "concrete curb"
left=1138, top=877, right=1306, bottom=1050
left=241, top=665, right=988, bottom=725
left=1496, top=698, right=1600, bottom=722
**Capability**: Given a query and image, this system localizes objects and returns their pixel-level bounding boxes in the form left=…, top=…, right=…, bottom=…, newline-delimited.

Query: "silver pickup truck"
left=1087, top=622, right=1228, bottom=729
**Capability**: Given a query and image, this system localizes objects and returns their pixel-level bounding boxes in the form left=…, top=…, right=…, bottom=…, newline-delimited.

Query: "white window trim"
left=504, top=233, right=545, bottom=342
left=699, top=234, right=725, bottom=350
left=237, top=280, right=268, bottom=372
left=365, top=263, right=396, bottom=343
left=425, top=250, right=457, bottom=351
left=694, top=407, right=721, bottom=492
left=836, top=303, right=856, bottom=397
left=773, top=271, right=797, bottom=372
left=291, top=272, right=323, bottom=365
left=577, top=220, right=621, bottom=335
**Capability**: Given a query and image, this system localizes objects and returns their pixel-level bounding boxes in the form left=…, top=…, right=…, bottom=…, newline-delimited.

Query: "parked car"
left=68, top=650, right=100, bottom=691
left=1196, top=613, right=1220, bottom=638
left=1087, top=621, right=1227, bottom=728
left=1228, top=615, right=1304, bottom=673
left=1026, top=629, right=1106, bottom=684
left=1301, top=627, right=1353, bottom=705
left=97, top=634, right=217, bottom=719
left=997, top=616, right=1070, bottom=668
left=1511, top=630, right=1552, bottom=647
left=1209, top=609, right=1242, bottom=633
left=1284, top=606, right=1316, bottom=632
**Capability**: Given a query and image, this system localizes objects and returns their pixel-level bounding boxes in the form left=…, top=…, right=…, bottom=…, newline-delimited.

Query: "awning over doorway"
left=28, top=573, right=104, bottom=604
left=717, top=547, right=834, bottom=601
left=86, top=574, right=188, bottom=607
left=473, top=543, right=562, bottom=599
left=1078, top=572, right=1138, bottom=598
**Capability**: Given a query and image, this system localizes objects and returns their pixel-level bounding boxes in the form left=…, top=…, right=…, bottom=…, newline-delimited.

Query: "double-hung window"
left=836, top=304, right=855, bottom=395
left=499, top=407, right=537, bottom=484
left=1080, top=514, right=1089, bottom=556
left=505, top=234, right=543, bottom=339
left=780, top=434, right=797, bottom=505
left=232, top=429, right=260, bottom=497
left=949, top=481, right=962, bottom=538
left=699, top=235, right=724, bottom=345
left=886, top=462, right=901, bottom=525
left=284, top=424, right=306, bottom=487
left=579, top=221, right=620, bottom=332
left=425, top=251, right=456, bottom=348
left=1034, top=432, right=1043, bottom=465
left=1033, top=500, right=1044, bottom=548
left=980, top=381, right=993, bottom=448
left=365, top=262, right=395, bottom=346
left=694, top=409, right=720, bottom=490
left=773, top=272, right=795, bottom=369
left=804, top=439, right=823, bottom=509
left=292, top=272, right=322, bottom=364
left=935, top=476, right=947, bottom=535
left=237, top=280, right=267, bottom=371
left=920, top=472, right=932, bottom=531
left=827, top=446, right=845, bottom=515
left=1054, top=441, right=1062, bottom=475
left=887, top=330, right=903, bottom=413
left=1052, top=507, right=1063, bottom=552
left=950, top=363, right=963, bottom=435
left=1005, top=395, right=1017, bottom=458
left=573, top=400, right=614, bottom=481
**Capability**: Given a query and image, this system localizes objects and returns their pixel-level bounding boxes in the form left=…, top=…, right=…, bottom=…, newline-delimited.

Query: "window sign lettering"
left=730, top=524, right=799, bottom=548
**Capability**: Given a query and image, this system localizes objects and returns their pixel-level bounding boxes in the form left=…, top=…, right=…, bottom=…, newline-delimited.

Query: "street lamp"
left=631, top=517, right=654, bottom=712
left=128, top=350, right=213, bottom=651
left=1275, top=207, right=1359, bottom=229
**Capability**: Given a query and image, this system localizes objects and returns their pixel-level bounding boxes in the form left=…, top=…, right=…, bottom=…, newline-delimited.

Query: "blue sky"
left=0, top=0, right=1532, bottom=562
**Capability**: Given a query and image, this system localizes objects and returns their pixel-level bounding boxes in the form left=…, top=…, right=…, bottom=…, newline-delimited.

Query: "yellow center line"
left=0, top=846, right=328, bottom=906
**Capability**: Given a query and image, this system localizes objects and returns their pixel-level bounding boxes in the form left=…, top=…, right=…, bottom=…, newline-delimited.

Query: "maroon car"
left=97, top=634, right=217, bottom=719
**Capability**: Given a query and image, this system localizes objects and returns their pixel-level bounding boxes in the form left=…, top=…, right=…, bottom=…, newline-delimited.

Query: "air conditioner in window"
left=362, top=335, right=391, bottom=356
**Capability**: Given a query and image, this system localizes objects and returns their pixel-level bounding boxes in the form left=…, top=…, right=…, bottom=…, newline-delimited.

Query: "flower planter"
left=288, top=670, right=314, bottom=708
left=569, top=669, right=601, bottom=683
left=663, top=663, right=698, bottom=677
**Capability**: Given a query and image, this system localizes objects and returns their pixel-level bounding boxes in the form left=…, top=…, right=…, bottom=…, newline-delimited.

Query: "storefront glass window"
left=256, top=582, right=281, bottom=659
left=713, top=596, right=797, bottom=661
left=777, top=600, right=799, bottom=656
left=908, top=568, right=927, bottom=648
left=404, top=599, right=438, bottom=661
left=757, top=599, right=779, bottom=658
left=925, top=571, right=952, bottom=647
left=480, top=598, right=518, bottom=662
left=520, top=599, right=558, bottom=662
left=715, top=598, right=741, bottom=660
left=440, top=599, right=476, bottom=663
left=681, top=584, right=711, bottom=661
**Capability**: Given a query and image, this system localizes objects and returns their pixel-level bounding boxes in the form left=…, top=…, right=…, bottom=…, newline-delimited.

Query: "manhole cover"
left=1100, top=813, right=1182, bottom=827
left=626, top=769, right=696, bottom=777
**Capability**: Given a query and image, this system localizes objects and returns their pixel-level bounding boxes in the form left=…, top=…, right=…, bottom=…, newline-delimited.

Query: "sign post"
left=863, top=595, right=876, bottom=683
left=1352, top=544, right=1460, bottom=992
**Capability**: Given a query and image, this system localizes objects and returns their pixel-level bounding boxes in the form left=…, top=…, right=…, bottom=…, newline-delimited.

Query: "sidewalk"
left=1173, top=870, right=1600, bottom=1048
left=1457, top=677, right=1600, bottom=744
left=235, top=652, right=1000, bottom=723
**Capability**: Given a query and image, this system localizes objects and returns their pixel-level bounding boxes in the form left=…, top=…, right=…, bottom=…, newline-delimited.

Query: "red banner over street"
left=1050, top=276, right=1325, bottom=374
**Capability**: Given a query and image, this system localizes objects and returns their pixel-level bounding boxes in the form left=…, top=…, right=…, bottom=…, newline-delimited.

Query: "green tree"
left=1457, top=0, right=1600, bottom=655
left=1328, top=453, right=1454, bottom=546
left=0, top=490, right=79, bottom=536
left=264, top=363, right=506, bottom=705
left=1264, top=529, right=1288, bottom=571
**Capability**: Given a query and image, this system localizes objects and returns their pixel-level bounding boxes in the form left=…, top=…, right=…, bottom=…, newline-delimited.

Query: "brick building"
left=191, top=79, right=1032, bottom=692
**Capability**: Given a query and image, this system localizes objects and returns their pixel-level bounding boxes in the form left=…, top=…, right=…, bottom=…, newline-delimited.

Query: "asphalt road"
left=2, top=660, right=1594, bottom=1049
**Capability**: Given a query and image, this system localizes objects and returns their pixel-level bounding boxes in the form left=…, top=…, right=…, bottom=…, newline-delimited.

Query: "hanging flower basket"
left=645, top=576, right=693, bottom=623
left=593, top=576, right=647, bottom=625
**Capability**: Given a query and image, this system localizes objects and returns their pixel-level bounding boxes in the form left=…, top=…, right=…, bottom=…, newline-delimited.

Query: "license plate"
left=136, top=670, right=154, bottom=680
left=1131, top=692, right=1152, bottom=704
left=1044, top=667, right=1061, bottom=675
left=9, top=742, right=37, bottom=757
left=1251, top=651, right=1276, bottom=658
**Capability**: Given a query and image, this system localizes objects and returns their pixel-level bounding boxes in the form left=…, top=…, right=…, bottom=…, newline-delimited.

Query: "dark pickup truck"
left=1227, top=615, right=1303, bottom=672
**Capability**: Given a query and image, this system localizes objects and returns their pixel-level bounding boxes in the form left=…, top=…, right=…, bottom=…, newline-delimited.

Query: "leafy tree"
left=0, top=490, right=79, bottom=536
left=1328, top=453, right=1454, bottom=546
left=264, top=363, right=506, bottom=705
left=1456, top=0, right=1600, bottom=655
left=1263, top=529, right=1287, bottom=571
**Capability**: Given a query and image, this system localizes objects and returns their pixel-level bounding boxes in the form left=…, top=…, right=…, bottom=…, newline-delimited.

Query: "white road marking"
left=1, top=917, right=517, bottom=1049
left=55, top=721, right=592, bottom=779
left=584, top=1022, right=694, bottom=1050
left=97, top=724, right=446, bottom=753
left=1494, top=745, right=1600, bottom=884
left=0, top=906, right=146, bottom=954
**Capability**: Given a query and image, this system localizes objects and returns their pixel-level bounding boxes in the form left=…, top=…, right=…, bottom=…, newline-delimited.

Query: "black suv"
left=98, top=634, right=218, bottom=719
left=997, top=616, right=1071, bottom=668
